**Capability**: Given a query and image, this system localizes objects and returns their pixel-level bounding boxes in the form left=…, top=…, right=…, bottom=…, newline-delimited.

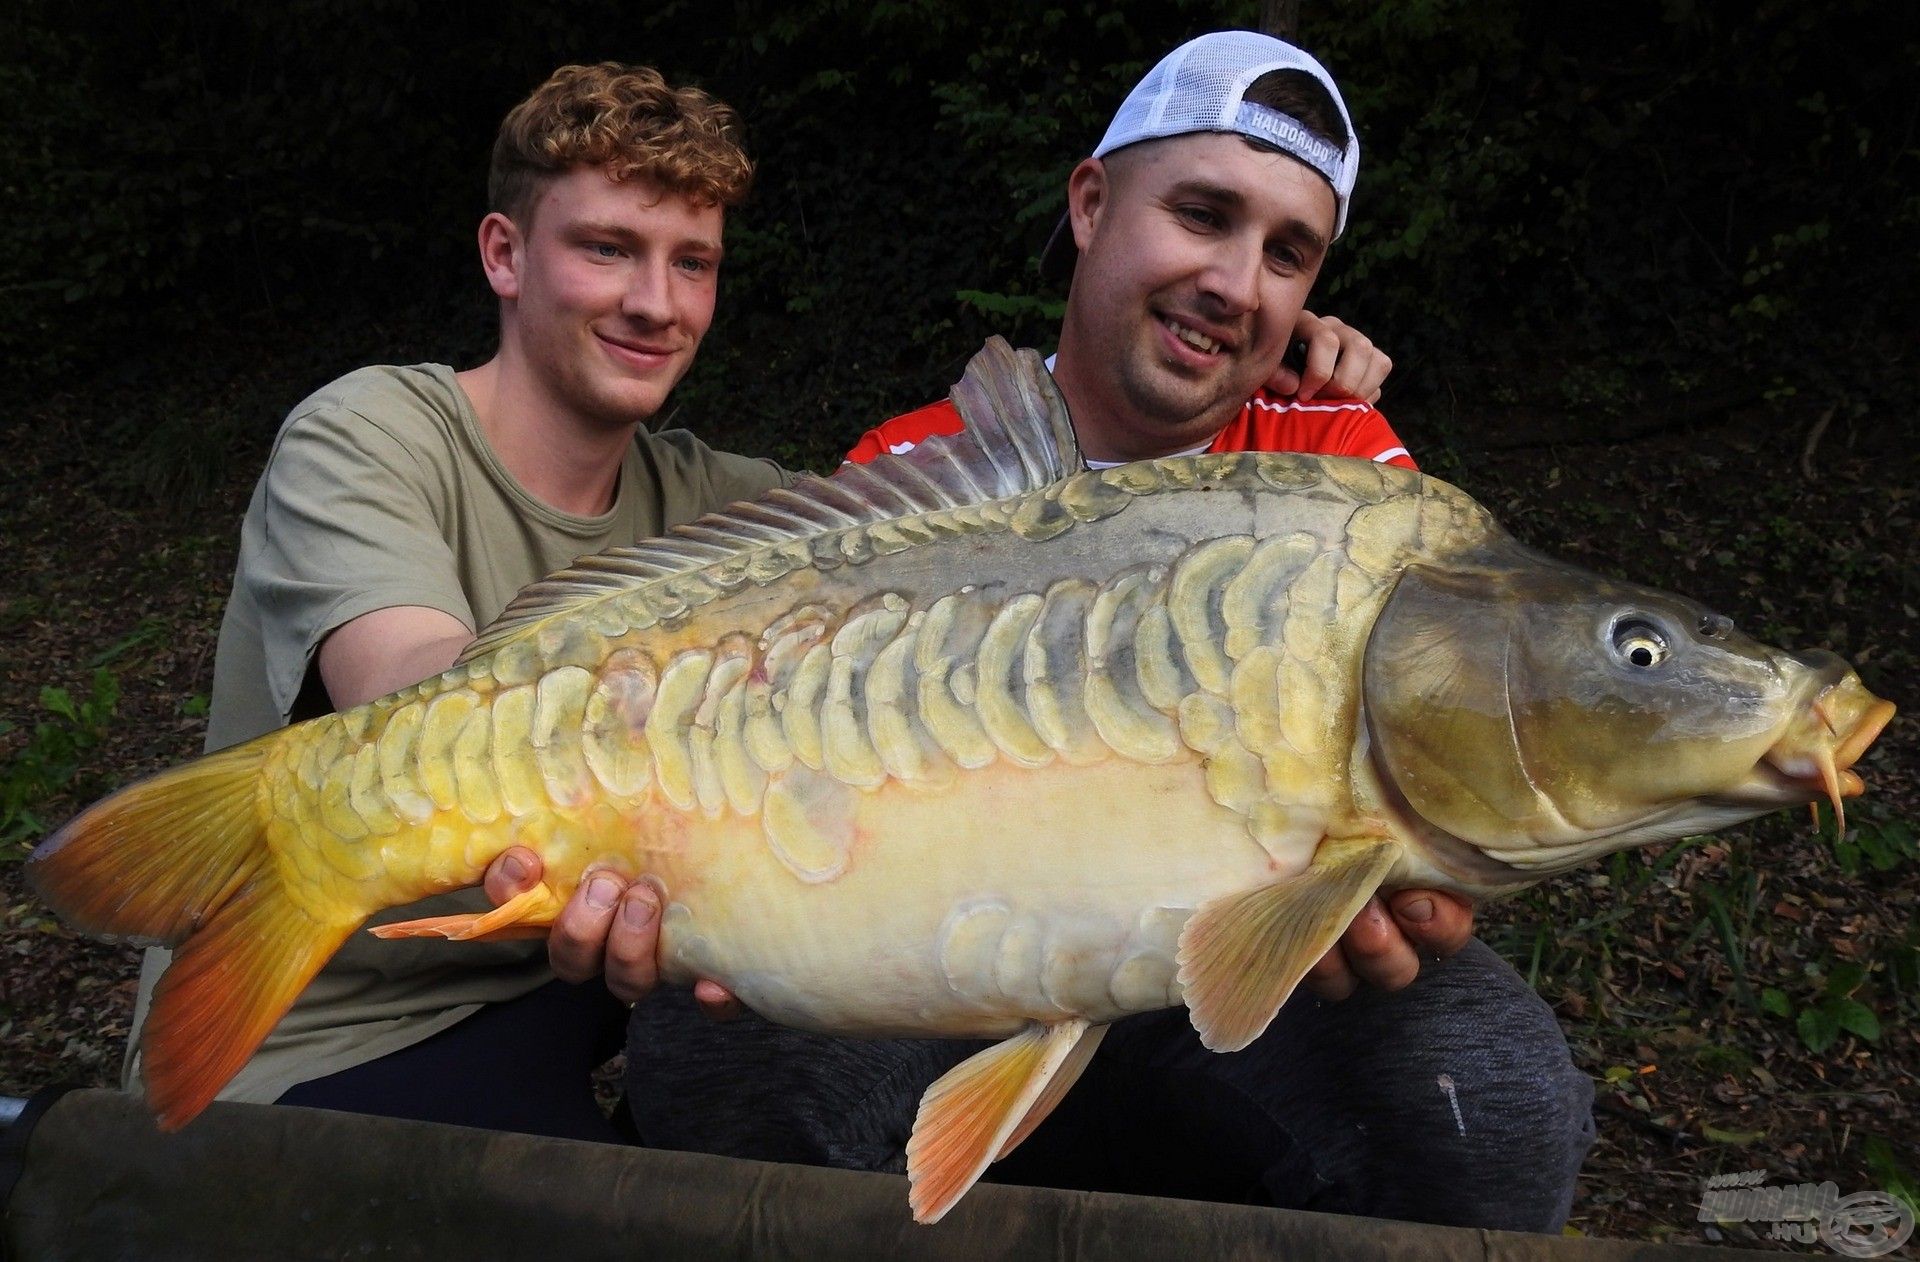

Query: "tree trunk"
left=1258, top=0, right=1301, bottom=41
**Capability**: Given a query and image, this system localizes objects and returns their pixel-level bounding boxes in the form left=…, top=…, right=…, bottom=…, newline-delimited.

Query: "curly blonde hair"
left=489, top=63, right=754, bottom=223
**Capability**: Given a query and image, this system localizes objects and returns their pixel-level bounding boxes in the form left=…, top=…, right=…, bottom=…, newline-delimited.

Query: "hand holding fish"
left=484, top=847, right=743, bottom=1017
left=1301, top=890, right=1475, bottom=1000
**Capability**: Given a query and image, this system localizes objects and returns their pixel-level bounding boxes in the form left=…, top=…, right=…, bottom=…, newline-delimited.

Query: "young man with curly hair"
left=122, top=63, right=790, bottom=1142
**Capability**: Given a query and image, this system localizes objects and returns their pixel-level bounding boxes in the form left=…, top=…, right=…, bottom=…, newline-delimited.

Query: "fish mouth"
left=1734, top=674, right=1895, bottom=831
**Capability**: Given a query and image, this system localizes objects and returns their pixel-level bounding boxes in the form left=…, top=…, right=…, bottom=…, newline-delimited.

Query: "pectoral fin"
left=906, top=1018, right=1097, bottom=1224
left=1177, top=837, right=1400, bottom=1053
left=367, top=884, right=564, bottom=942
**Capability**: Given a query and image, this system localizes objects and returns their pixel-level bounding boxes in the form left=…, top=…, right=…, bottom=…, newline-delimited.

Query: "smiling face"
left=489, top=164, right=724, bottom=429
left=1052, top=133, right=1337, bottom=462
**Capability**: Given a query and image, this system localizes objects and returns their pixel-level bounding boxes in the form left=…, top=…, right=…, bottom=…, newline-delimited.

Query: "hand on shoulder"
left=1267, top=310, right=1393, bottom=404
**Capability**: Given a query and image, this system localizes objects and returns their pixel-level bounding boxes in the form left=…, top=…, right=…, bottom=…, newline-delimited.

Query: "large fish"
left=31, top=339, right=1893, bottom=1223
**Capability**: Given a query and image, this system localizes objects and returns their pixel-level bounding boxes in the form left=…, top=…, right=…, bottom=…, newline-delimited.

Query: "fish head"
left=1361, top=551, right=1895, bottom=877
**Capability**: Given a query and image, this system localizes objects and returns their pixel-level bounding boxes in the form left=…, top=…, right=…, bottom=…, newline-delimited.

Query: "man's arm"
left=317, top=606, right=474, bottom=710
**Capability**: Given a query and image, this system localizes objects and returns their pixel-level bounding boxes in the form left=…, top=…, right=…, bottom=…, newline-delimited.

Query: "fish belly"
left=646, top=756, right=1293, bottom=1038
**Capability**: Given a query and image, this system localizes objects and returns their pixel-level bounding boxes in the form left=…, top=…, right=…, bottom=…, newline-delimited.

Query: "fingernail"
left=586, top=875, right=621, bottom=909
left=1402, top=897, right=1434, bottom=924
left=624, top=890, right=657, bottom=929
left=501, top=852, right=528, bottom=883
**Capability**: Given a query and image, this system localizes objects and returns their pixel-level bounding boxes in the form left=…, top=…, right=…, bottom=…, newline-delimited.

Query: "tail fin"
left=27, top=735, right=354, bottom=1129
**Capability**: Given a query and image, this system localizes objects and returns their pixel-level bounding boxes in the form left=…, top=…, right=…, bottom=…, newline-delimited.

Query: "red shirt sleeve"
left=1212, top=391, right=1417, bottom=470
left=843, top=399, right=966, bottom=465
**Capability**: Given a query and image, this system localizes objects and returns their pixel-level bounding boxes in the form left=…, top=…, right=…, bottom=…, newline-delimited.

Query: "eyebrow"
left=1165, top=179, right=1328, bottom=256
left=571, top=220, right=724, bottom=257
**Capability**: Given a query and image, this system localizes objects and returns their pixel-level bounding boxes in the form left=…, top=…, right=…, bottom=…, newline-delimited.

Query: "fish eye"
left=1610, top=618, right=1669, bottom=668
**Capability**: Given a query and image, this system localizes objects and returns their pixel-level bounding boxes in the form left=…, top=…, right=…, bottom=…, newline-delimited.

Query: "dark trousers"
left=276, top=977, right=630, bottom=1144
left=625, top=939, right=1597, bottom=1233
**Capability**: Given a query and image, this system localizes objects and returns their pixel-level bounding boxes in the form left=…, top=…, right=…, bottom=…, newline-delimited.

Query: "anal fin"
left=367, top=884, right=563, bottom=942
left=907, top=1018, right=1096, bottom=1224
left=1177, top=837, right=1400, bottom=1053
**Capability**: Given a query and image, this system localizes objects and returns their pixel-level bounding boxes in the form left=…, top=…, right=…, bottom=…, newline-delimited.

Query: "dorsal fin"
left=455, top=338, right=1081, bottom=666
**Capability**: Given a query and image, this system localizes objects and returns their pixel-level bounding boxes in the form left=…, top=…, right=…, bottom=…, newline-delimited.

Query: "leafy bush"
left=2, top=0, right=1913, bottom=453
left=1, top=668, right=120, bottom=859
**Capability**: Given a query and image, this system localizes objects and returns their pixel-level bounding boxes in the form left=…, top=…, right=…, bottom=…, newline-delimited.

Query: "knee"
left=1363, top=940, right=1597, bottom=1231
left=1250, top=939, right=1597, bottom=1231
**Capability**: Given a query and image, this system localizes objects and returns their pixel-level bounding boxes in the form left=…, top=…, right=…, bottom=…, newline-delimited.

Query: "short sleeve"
left=248, top=406, right=476, bottom=720
left=635, top=429, right=793, bottom=530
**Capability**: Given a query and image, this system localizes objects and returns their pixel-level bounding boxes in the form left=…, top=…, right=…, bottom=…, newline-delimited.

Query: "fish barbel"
left=30, top=339, right=1894, bottom=1223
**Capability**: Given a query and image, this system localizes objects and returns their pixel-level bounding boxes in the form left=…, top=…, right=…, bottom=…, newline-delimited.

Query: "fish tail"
left=27, top=734, right=353, bottom=1129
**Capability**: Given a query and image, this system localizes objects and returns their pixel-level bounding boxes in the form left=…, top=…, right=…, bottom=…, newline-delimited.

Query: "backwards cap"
left=1042, top=31, right=1361, bottom=279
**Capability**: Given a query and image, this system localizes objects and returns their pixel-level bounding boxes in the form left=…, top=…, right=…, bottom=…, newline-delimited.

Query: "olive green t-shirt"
left=125, top=363, right=790, bottom=1104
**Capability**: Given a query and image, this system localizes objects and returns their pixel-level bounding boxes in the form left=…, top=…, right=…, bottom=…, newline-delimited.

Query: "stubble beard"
left=1114, top=335, right=1243, bottom=440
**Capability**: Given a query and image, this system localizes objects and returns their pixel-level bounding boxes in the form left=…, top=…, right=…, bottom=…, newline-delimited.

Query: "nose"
left=1197, top=237, right=1262, bottom=315
left=622, top=256, right=675, bottom=326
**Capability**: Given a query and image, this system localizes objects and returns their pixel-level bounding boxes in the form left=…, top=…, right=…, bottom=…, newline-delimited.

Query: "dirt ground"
left=2, top=332, right=1914, bottom=1251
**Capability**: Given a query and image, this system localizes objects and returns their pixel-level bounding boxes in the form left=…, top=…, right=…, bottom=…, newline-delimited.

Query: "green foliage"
left=0, top=667, right=120, bottom=858
left=1863, top=1136, right=1920, bottom=1221
left=2, top=0, right=1914, bottom=450
left=1762, top=961, right=1883, bottom=1054
left=1815, top=802, right=1919, bottom=877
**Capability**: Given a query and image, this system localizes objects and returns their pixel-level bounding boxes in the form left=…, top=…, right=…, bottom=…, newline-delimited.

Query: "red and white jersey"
left=844, top=387, right=1416, bottom=469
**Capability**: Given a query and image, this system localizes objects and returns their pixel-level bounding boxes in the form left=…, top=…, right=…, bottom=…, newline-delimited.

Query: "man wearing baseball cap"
left=615, top=32, right=1598, bottom=1232
left=501, top=31, right=1596, bottom=1230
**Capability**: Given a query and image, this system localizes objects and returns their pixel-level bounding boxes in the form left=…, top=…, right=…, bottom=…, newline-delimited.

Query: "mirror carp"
left=30, top=338, right=1894, bottom=1223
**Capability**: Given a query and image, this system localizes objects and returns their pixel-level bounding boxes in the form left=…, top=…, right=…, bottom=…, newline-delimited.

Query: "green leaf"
left=1760, top=988, right=1791, bottom=1017
left=1798, top=1006, right=1841, bottom=1053
left=1702, top=1125, right=1766, bottom=1146
left=39, top=686, right=77, bottom=722
left=1832, top=999, right=1881, bottom=1043
left=1826, top=962, right=1867, bottom=997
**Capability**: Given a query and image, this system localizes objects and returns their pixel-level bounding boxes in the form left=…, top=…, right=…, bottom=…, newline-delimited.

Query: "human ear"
left=1065, top=158, right=1110, bottom=253
left=477, top=212, right=523, bottom=301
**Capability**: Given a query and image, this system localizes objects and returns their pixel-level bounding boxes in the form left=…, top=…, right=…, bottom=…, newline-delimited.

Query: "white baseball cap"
left=1042, top=31, right=1361, bottom=279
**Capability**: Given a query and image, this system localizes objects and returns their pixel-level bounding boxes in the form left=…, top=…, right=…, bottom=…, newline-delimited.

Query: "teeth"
left=1166, top=320, right=1220, bottom=354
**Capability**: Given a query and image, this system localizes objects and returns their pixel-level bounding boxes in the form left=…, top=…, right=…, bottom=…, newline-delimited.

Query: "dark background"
left=3, top=1, right=1918, bottom=1245
left=3, top=0, right=1914, bottom=470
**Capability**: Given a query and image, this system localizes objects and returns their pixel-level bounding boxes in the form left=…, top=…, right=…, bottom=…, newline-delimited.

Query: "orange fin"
left=143, top=878, right=354, bottom=1129
left=906, top=1019, right=1093, bottom=1224
left=368, top=884, right=563, bottom=942
left=27, top=731, right=354, bottom=1130
left=995, top=1022, right=1106, bottom=1161
left=28, top=736, right=276, bottom=945
left=1177, top=837, right=1400, bottom=1053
